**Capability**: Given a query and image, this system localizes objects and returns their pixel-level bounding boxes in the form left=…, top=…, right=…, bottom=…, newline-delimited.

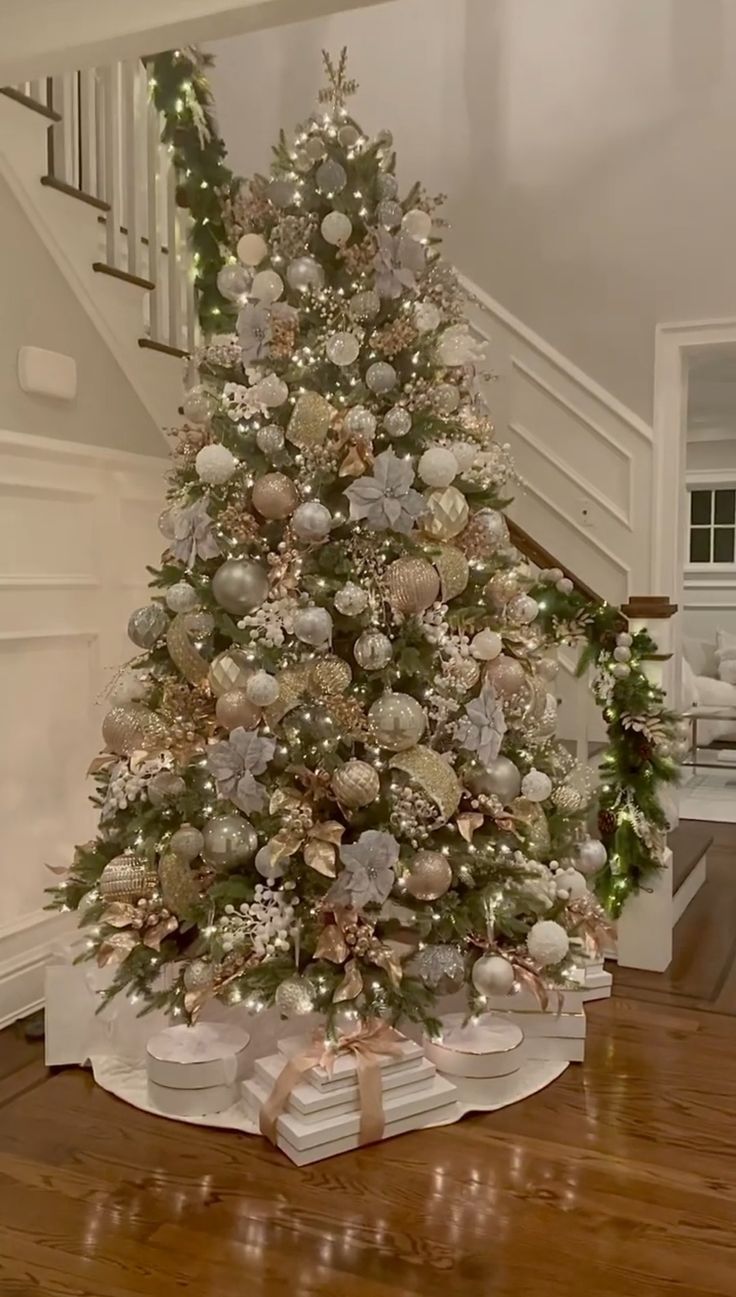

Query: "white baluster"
left=146, top=93, right=162, bottom=342
left=167, top=163, right=181, bottom=349
left=103, top=63, right=122, bottom=269
left=122, top=61, right=139, bottom=278
left=79, top=68, right=97, bottom=199
left=94, top=68, right=106, bottom=202
left=49, top=76, right=67, bottom=182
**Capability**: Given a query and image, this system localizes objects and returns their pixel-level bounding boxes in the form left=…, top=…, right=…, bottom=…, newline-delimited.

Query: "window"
left=688, top=487, right=736, bottom=564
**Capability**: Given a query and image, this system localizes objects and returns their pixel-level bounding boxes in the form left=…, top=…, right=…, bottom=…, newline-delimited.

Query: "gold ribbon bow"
left=267, top=799, right=345, bottom=878
left=259, top=1019, right=405, bottom=1148
left=567, top=894, right=615, bottom=956
left=314, top=908, right=403, bottom=994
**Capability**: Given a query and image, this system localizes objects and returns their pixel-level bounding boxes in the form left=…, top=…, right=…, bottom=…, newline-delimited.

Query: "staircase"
left=0, top=66, right=198, bottom=435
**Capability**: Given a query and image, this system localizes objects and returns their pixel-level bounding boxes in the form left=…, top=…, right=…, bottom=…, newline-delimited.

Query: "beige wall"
left=209, top=0, right=736, bottom=422
left=0, top=176, right=161, bottom=456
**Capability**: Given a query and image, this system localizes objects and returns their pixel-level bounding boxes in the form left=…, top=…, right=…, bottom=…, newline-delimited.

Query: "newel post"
left=616, top=595, right=679, bottom=972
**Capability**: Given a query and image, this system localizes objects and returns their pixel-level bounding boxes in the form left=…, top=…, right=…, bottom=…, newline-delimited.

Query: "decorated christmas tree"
left=54, top=51, right=629, bottom=1034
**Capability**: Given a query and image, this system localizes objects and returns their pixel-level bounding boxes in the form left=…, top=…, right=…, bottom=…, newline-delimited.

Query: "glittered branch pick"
left=319, top=47, right=358, bottom=114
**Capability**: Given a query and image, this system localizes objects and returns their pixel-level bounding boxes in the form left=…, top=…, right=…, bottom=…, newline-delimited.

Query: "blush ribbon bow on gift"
left=259, top=1019, right=405, bottom=1149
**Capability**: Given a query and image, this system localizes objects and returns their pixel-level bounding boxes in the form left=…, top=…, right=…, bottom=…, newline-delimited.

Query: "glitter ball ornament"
left=422, top=486, right=469, bottom=540
left=386, top=556, right=440, bottom=615
left=237, top=232, right=268, bottom=265
left=182, top=385, right=215, bottom=424
left=334, top=581, right=369, bottom=616
left=365, top=361, right=397, bottom=393
left=470, top=954, right=514, bottom=997
left=165, top=582, right=199, bottom=614
left=432, top=383, right=461, bottom=415
left=486, top=655, right=526, bottom=699
left=354, top=629, right=393, bottom=670
left=195, top=443, right=237, bottom=485
left=613, top=645, right=631, bottom=663
left=349, top=290, right=381, bottom=322
left=257, top=373, right=289, bottom=407
left=477, top=509, right=509, bottom=547
left=275, top=976, right=315, bottom=1017
left=369, top=692, right=426, bottom=750
left=310, top=655, right=352, bottom=695
left=326, top=331, right=360, bottom=366
left=212, top=559, right=268, bottom=615
left=339, top=123, right=360, bottom=147
left=169, top=824, right=204, bottom=863
left=208, top=649, right=253, bottom=697
left=554, top=785, right=585, bottom=815
left=435, top=545, right=469, bottom=601
left=256, top=424, right=285, bottom=457
left=471, top=629, right=503, bottom=661
left=506, top=593, right=539, bottom=626
left=293, top=606, right=332, bottom=645
left=321, top=211, right=352, bottom=245
left=577, top=837, right=608, bottom=876
left=316, top=158, right=347, bottom=195
left=148, top=772, right=186, bottom=806
left=102, top=704, right=167, bottom=756
left=414, top=301, right=441, bottom=334
left=471, top=755, right=522, bottom=803
left=99, top=854, right=157, bottom=903
left=418, top=447, right=458, bottom=488
left=377, top=199, right=402, bottom=228
left=384, top=406, right=412, bottom=438
left=251, top=472, right=298, bottom=519
left=286, top=255, right=325, bottom=293
left=183, top=959, right=214, bottom=992
left=521, top=769, right=553, bottom=802
left=527, top=919, right=569, bottom=966
left=128, top=603, right=167, bottom=648
left=216, top=688, right=261, bottom=731
left=450, top=441, right=477, bottom=473
left=250, top=269, right=283, bottom=302
left=343, top=406, right=376, bottom=440
left=612, top=663, right=630, bottom=680
left=245, top=671, right=280, bottom=706
left=201, top=813, right=257, bottom=869
left=415, top=944, right=465, bottom=993
left=332, top=759, right=380, bottom=808
left=288, top=391, right=333, bottom=448
left=292, top=501, right=332, bottom=541
left=217, top=262, right=251, bottom=302
left=404, top=850, right=452, bottom=900
left=451, top=656, right=481, bottom=690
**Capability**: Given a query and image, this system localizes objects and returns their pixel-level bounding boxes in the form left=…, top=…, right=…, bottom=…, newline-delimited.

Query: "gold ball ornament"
left=404, top=850, right=453, bottom=900
left=434, top=545, right=469, bottom=601
left=484, top=570, right=523, bottom=611
left=309, top=655, right=352, bottom=697
left=215, top=689, right=261, bottom=731
left=450, top=656, right=481, bottom=690
left=332, top=759, right=381, bottom=808
left=208, top=648, right=253, bottom=696
left=369, top=692, right=426, bottom=750
left=251, top=472, right=298, bottom=519
left=421, top=486, right=469, bottom=540
left=485, top=655, right=527, bottom=699
left=354, top=630, right=393, bottom=671
left=99, top=853, right=158, bottom=903
left=102, top=704, right=168, bottom=756
left=385, top=557, right=440, bottom=615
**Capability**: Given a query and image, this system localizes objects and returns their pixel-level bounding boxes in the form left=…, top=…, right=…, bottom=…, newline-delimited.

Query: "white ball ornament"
left=520, top=769, right=553, bottom=803
left=211, top=559, right=268, bottom=615
left=555, top=867, right=588, bottom=901
left=195, top=443, right=237, bottom=485
left=245, top=671, right=280, bottom=707
left=237, top=232, right=268, bottom=266
left=293, top=606, right=332, bottom=646
left=334, top=582, right=368, bottom=616
left=182, top=386, right=215, bottom=425
left=286, top=256, right=325, bottom=293
left=617, top=632, right=633, bottom=647
left=612, top=663, right=631, bottom=680
left=255, top=374, right=289, bottom=407
left=450, top=441, right=477, bottom=473
left=250, top=269, right=283, bottom=302
left=418, top=447, right=458, bottom=488
left=326, top=331, right=360, bottom=367
left=292, top=501, right=332, bottom=541
left=576, top=837, right=608, bottom=876
left=414, top=301, right=441, bottom=334
left=217, top=262, right=251, bottom=302
left=506, top=594, right=539, bottom=626
left=470, top=629, right=503, bottom=661
left=402, top=208, right=432, bottom=241
left=384, top=407, right=412, bottom=438
left=471, top=954, right=515, bottom=997
left=321, top=211, right=352, bottom=245
left=165, top=582, right=199, bottom=614
left=613, top=645, right=632, bottom=663
left=527, top=919, right=569, bottom=967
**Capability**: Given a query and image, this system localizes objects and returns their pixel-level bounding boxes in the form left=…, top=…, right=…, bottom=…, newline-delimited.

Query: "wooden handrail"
left=507, top=517, right=604, bottom=606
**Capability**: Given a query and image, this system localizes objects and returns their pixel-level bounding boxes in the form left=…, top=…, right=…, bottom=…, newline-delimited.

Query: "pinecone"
left=598, top=809, right=617, bottom=836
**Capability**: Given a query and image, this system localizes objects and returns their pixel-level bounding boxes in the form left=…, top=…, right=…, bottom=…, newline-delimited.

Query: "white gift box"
left=481, top=986, right=587, bottom=1014
left=254, top=1052, right=436, bottom=1121
left=276, top=1033, right=424, bottom=1092
left=147, top=1077, right=239, bottom=1117
left=423, top=1014, right=525, bottom=1078
left=146, top=1023, right=250, bottom=1089
left=478, top=1009, right=587, bottom=1063
left=242, top=1069, right=459, bottom=1165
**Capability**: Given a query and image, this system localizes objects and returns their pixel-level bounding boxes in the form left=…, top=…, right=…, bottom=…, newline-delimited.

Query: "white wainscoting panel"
left=0, top=429, right=166, bottom=1025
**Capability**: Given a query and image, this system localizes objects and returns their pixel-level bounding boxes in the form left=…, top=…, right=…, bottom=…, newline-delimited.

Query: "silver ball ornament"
left=274, top=976, right=315, bottom=1017
left=472, top=756, right=521, bottom=803
left=250, top=269, right=283, bottom=302
left=477, top=509, right=509, bottom=547
left=321, top=211, right=352, bottom=245
left=256, top=424, right=285, bottom=457
left=348, top=290, right=381, bottom=323
left=506, top=594, right=539, bottom=626
left=576, top=838, right=608, bottom=876
left=343, top=406, right=377, bottom=440
left=217, top=262, right=251, bottom=302
left=326, top=331, right=360, bottom=366
left=182, top=385, right=215, bottom=424
left=369, top=692, right=426, bottom=750
left=165, top=582, right=199, bottom=614
left=211, top=559, right=268, bottom=615
left=334, top=582, right=369, bottom=616
left=245, top=671, right=280, bottom=706
left=201, top=814, right=257, bottom=870
left=128, top=604, right=167, bottom=649
left=377, top=199, right=402, bottom=228
left=169, top=824, right=204, bottom=863
left=293, top=606, right=332, bottom=646
left=354, top=630, right=393, bottom=670
left=316, top=158, right=347, bottom=195
left=292, top=501, right=332, bottom=541
left=384, top=407, right=412, bottom=438
left=471, top=954, right=515, bottom=996
left=286, top=256, right=325, bottom=293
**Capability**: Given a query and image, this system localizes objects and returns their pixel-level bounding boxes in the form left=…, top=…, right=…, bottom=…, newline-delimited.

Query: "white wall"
left=0, top=175, right=161, bottom=457
left=209, top=0, right=736, bottom=422
left=0, top=431, right=166, bottom=1026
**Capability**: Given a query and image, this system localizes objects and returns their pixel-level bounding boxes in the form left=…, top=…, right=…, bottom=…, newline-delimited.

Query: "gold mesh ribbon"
left=390, top=745, right=462, bottom=821
left=166, top=614, right=210, bottom=686
left=259, top=1020, right=405, bottom=1148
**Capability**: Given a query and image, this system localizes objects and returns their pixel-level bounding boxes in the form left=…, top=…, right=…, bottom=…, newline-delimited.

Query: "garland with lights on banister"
left=525, top=565, right=683, bottom=918
left=146, top=47, right=236, bottom=332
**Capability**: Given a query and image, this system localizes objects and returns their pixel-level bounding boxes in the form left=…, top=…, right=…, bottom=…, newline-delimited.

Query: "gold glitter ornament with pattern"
left=158, top=851, right=201, bottom=919
left=331, top=759, right=380, bottom=808
left=434, top=545, right=469, bottom=601
left=385, top=557, right=440, bottom=615
left=101, top=705, right=168, bottom=756
left=422, top=486, right=469, bottom=540
left=287, top=391, right=334, bottom=449
left=309, top=655, right=352, bottom=697
left=251, top=473, right=298, bottom=519
left=389, top=745, right=462, bottom=821
left=552, top=784, right=585, bottom=814
left=263, top=663, right=313, bottom=724
left=99, top=854, right=158, bottom=903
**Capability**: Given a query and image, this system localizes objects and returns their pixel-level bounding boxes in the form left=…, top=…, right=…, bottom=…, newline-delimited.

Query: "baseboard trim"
left=0, top=910, right=75, bottom=1029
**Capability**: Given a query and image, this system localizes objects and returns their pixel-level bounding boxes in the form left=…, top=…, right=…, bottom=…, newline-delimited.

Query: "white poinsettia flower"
left=206, top=727, right=276, bottom=814
left=344, top=449, right=425, bottom=534
left=456, top=682, right=507, bottom=766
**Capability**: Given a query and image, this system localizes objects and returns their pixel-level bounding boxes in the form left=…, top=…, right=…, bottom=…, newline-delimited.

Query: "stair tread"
left=670, top=823, right=713, bottom=894
left=0, top=87, right=61, bottom=122
left=40, top=175, right=109, bottom=212
left=138, top=337, right=189, bottom=360
left=93, top=262, right=155, bottom=291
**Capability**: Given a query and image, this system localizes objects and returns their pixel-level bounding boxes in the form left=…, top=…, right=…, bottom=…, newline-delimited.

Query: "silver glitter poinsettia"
left=326, top=830, right=399, bottom=908
left=373, top=228, right=426, bottom=299
left=169, top=498, right=222, bottom=567
left=344, top=449, right=425, bottom=534
left=455, top=681, right=507, bottom=766
left=207, top=727, right=276, bottom=814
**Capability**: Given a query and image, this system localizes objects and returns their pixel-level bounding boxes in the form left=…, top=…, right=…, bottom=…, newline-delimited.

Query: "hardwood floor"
left=1, top=823, right=735, bottom=1297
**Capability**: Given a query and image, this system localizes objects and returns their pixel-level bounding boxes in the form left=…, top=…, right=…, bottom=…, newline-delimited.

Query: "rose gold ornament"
left=385, top=556, right=440, bottom=615
left=331, top=759, right=381, bottom=808
left=251, top=472, right=298, bottom=519
left=404, top=850, right=453, bottom=900
left=309, top=655, right=352, bottom=696
left=485, top=654, right=526, bottom=699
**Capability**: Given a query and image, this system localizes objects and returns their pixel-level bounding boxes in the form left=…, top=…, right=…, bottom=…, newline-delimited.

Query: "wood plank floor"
left=1, top=822, right=735, bottom=1297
